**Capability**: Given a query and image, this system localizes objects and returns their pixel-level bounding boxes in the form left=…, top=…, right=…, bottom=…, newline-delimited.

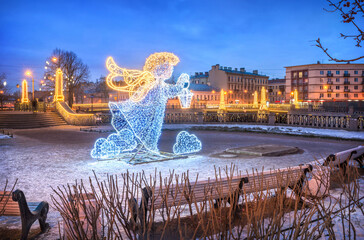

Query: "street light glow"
left=25, top=70, right=32, bottom=76
left=3, top=81, right=6, bottom=86
left=52, top=57, right=57, bottom=62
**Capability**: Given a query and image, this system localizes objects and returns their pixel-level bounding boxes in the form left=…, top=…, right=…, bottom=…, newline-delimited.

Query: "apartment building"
left=268, top=78, right=286, bottom=103
left=208, top=64, right=269, bottom=104
left=190, top=72, right=209, bottom=85
left=285, top=63, right=364, bottom=102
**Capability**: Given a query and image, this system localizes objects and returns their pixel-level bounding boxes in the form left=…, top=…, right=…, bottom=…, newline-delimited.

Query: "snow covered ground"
left=85, top=124, right=364, bottom=140
left=0, top=125, right=363, bottom=239
left=163, top=124, right=364, bottom=141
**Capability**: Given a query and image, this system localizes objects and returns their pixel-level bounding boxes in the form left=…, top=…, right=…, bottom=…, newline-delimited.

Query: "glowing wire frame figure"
left=91, top=52, right=200, bottom=159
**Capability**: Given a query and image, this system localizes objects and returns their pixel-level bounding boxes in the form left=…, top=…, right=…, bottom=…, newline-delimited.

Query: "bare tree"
left=316, top=0, right=364, bottom=63
left=44, top=49, right=90, bottom=107
left=96, top=76, right=110, bottom=99
left=0, top=73, right=10, bottom=110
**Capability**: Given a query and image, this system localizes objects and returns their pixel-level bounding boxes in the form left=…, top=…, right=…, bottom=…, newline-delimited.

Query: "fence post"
left=197, top=112, right=203, bottom=124
left=348, top=117, right=358, bottom=131
left=268, top=112, right=276, bottom=125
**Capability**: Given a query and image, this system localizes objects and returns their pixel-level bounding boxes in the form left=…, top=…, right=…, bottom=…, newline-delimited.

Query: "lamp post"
left=25, top=70, right=34, bottom=100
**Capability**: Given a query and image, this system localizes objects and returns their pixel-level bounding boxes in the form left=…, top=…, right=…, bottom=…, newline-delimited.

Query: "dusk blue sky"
left=0, top=0, right=362, bottom=89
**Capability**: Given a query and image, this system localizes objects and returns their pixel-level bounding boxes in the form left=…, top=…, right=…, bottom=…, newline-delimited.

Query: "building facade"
left=190, top=72, right=209, bottom=85
left=268, top=78, right=286, bottom=103
left=167, top=83, right=220, bottom=109
left=285, top=63, right=364, bottom=102
left=208, top=64, right=269, bottom=104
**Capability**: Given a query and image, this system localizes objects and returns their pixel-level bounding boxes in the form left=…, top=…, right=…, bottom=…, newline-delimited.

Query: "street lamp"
left=3, top=81, right=6, bottom=87
left=25, top=70, right=35, bottom=100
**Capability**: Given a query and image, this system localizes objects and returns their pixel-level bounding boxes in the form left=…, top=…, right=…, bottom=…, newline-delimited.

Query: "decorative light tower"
left=54, top=68, right=65, bottom=102
left=219, top=89, right=226, bottom=111
left=294, top=88, right=298, bottom=106
left=253, top=90, right=258, bottom=108
left=260, top=86, right=267, bottom=110
left=21, top=79, right=29, bottom=103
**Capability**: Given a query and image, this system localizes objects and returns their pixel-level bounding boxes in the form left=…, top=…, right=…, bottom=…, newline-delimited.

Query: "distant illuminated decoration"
left=54, top=68, right=65, bottom=102
left=260, top=86, right=267, bottom=109
left=21, top=79, right=29, bottom=103
left=253, top=91, right=258, bottom=108
left=219, top=89, right=226, bottom=110
left=91, top=52, right=201, bottom=159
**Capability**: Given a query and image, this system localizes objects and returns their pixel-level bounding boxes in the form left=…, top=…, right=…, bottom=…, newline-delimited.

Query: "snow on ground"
left=163, top=124, right=364, bottom=140
left=0, top=134, right=11, bottom=139
left=83, top=124, right=364, bottom=140
left=0, top=125, right=363, bottom=239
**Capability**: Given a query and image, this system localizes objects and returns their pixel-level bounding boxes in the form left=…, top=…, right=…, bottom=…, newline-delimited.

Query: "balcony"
left=344, top=73, right=350, bottom=77
left=327, top=73, right=333, bottom=77
left=327, top=89, right=333, bottom=92
left=344, top=89, right=350, bottom=92
left=344, top=81, right=350, bottom=85
left=327, top=81, right=333, bottom=85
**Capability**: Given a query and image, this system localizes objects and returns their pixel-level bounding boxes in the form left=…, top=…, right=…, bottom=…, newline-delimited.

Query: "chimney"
left=228, top=67, right=232, bottom=70
left=253, top=70, right=258, bottom=74
left=235, top=68, right=238, bottom=71
left=240, top=68, right=245, bottom=72
left=224, top=67, right=227, bottom=70
left=195, top=72, right=199, bottom=76
left=317, top=61, right=321, bottom=64
left=200, top=72, right=203, bottom=75
left=205, top=72, right=208, bottom=75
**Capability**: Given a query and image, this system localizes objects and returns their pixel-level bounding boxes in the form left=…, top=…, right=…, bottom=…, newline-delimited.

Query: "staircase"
left=0, top=112, right=67, bottom=129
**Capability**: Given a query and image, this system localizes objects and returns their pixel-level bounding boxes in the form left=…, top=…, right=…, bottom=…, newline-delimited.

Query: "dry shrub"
left=51, top=161, right=363, bottom=240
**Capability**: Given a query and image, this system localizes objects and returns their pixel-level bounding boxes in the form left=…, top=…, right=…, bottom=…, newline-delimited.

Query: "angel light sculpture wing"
left=106, top=57, right=155, bottom=102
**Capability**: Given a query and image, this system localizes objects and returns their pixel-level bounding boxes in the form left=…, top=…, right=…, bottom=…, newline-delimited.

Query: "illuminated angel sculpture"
left=91, top=52, right=201, bottom=159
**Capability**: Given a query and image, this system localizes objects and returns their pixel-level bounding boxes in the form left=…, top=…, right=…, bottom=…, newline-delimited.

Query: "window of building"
left=320, top=86, right=323, bottom=90
left=354, top=71, right=358, bottom=74
left=320, top=93, right=324, bottom=98
left=344, top=70, right=349, bottom=74
left=345, top=78, right=348, bottom=82
left=336, top=86, right=340, bottom=90
left=344, top=86, right=348, bottom=89
left=354, top=86, right=358, bottom=90
left=336, top=93, right=340, bottom=97
left=336, top=78, right=340, bottom=82
left=320, top=78, right=324, bottom=83
left=327, top=70, right=331, bottom=74
left=320, top=71, right=324, bottom=75
left=354, top=94, right=358, bottom=97
left=336, top=71, right=340, bottom=75
left=354, top=78, right=358, bottom=82
left=328, top=93, right=331, bottom=97
left=299, top=72, right=303, bottom=78
left=344, top=93, right=348, bottom=98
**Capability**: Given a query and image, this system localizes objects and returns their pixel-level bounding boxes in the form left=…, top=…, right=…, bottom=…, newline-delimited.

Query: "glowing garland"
left=21, top=79, right=29, bottom=103
left=91, top=52, right=202, bottom=159
left=173, top=131, right=202, bottom=155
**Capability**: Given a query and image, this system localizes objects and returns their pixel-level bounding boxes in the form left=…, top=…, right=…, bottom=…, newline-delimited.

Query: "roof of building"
left=268, top=78, right=286, bottom=84
left=189, top=83, right=219, bottom=92
left=220, top=68, right=268, bottom=77
left=284, top=63, right=364, bottom=68
left=190, top=74, right=209, bottom=78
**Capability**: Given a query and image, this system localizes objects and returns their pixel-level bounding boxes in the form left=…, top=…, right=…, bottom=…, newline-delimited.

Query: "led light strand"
left=91, top=52, right=201, bottom=159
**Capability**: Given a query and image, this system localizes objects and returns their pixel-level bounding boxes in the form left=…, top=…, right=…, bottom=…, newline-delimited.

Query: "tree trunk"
left=68, top=88, right=73, bottom=107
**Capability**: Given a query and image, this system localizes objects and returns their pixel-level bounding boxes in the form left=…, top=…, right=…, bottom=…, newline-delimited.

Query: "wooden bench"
left=130, top=164, right=312, bottom=225
left=323, top=145, right=364, bottom=173
left=0, top=190, right=49, bottom=240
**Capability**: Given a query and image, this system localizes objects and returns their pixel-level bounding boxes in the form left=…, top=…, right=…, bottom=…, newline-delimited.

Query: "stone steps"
left=0, top=112, right=67, bottom=129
